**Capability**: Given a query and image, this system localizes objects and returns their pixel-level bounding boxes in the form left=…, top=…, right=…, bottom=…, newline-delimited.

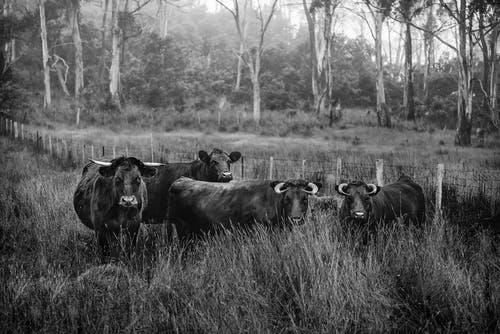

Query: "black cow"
left=73, top=157, right=162, bottom=260
left=143, top=148, right=241, bottom=224
left=168, top=177, right=322, bottom=240
left=335, top=175, right=426, bottom=226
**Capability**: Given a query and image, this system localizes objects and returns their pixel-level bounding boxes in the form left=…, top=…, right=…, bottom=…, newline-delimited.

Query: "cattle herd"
left=73, top=148, right=427, bottom=260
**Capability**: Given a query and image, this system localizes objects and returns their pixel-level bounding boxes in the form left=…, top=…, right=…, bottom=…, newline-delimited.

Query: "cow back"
left=168, top=177, right=281, bottom=238
left=371, top=178, right=426, bottom=224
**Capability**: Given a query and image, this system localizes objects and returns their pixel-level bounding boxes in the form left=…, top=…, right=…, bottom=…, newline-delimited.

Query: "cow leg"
left=96, top=230, right=111, bottom=263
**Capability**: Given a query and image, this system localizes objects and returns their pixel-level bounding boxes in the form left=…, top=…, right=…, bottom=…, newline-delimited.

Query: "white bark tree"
left=66, top=0, right=84, bottom=98
left=364, top=0, right=394, bottom=128
left=109, top=0, right=122, bottom=110
left=215, top=0, right=250, bottom=92
left=303, top=0, right=341, bottom=116
left=39, top=0, right=51, bottom=108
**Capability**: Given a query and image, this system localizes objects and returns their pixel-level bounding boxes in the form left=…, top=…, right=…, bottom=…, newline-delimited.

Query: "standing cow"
left=168, top=177, right=322, bottom=240
left=335, top=175, right=426, bottom=227
left=73, top=157, right=162, bottom=260
left=143, top=148, right=241, bottom=224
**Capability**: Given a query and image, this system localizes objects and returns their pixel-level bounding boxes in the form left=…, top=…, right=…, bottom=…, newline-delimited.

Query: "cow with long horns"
left=167, top=177, right=322, bottom=240
left=335, top=175, right=426, bottom=227
left=73, top=157, right=163, bottom=260
left=143, top=148, right=241, bottom=224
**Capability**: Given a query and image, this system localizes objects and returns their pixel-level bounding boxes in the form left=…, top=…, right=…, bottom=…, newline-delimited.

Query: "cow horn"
left=302, top=182, right=319, bottom=195
left=143, top=162, right=166, bottom=167
left=367, top=183, right=378, bottom=195
left=274, top=182, right=288, bottom=194
left=337, top=183, right=350, bottom=196
left=88, top=158, right=112, bottom=166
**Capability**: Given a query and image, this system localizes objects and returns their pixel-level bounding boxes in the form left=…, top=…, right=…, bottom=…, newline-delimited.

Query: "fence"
left=1, top=116, right=499, bottom=222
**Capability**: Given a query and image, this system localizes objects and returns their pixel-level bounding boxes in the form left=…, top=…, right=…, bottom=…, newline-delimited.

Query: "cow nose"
left=289, top=217, right=305, bottom=225
left=352, top=211, right=366, bottom=219
left=119, top=195, right=138, bottom=207
left=221, top=172, right=232, bottom=179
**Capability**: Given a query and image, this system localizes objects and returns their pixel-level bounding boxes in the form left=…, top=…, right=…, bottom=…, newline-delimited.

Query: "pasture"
left=1, top=123, right=500, bottom=332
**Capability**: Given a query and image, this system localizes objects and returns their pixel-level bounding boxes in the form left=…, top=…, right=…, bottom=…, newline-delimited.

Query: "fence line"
left=1, top=117, right=499, bottom=220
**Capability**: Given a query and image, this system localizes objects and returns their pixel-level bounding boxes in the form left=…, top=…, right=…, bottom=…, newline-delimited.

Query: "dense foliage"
left=0, top=1, right=497, bottom=131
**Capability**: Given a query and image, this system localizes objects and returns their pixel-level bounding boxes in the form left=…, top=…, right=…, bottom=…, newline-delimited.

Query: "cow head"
left=198, top=148, right=241, bottom=182
left=271, top=179, right=322, bottom=225
left=335, top=181, right=380, bottom=221
left=90, top=157, right=163, bottom=210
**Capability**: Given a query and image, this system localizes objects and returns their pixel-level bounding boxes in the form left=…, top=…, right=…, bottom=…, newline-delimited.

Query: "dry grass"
left=1, top=137, right=499, bottom=333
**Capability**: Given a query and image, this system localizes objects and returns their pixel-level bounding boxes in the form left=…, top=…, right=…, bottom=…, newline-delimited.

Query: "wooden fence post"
left=336, top=157, right=342, bottom=184
left=21, top=123, right=24, bottom=140
left=269, top=156, right=274, bottom=179
left=14, top=121, right=18, bottom=139
left=49, top=135, right=52, bottom=155
left=150, top=133, right=154, bottom=162
left=91, top=144, right=94, bottom=159
left=82, top=144, right=86, bottom=162
left=102, top=145, right=105, bottom=157
left=301, top=159, right=306, bottom=178
left=376, top=159, right=384, bottom=186
left=113, top=145, right=116, bottom=159
left=241, top=156, right=244, bottom=179
left=435, top=163, right=444, bottom=219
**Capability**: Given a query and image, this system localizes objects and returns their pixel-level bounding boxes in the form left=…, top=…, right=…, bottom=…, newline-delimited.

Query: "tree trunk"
left=54, top=61, right=71, bottom=96
left=250, top=52, right=261, bottom=125
left=235, top=1, right=249, bottom=92
left=375, top=10, right=391, bottom=127
left=303, top=0, right=319, bottom=112
left=99, top=0, right=109, bottom=83
left=423, top=5, right=434, bottom=105
left=158, top=0, right=169, bottom=38
left=455, top=0, right=472, bottom=146
left=235, top=41, right=244, bottom=91
left=39, top=0, right=51, bottom=108
left=404, top=19, right=415, bottom=121
left=109, top=0, right=122, bottom=110
left=252, top=75, right=261, bottom=125
left=489, top=22, right=499, bottom=127
left=394, top=23, right=403, bottom=71
left=67, top=0, right=84, bottom=98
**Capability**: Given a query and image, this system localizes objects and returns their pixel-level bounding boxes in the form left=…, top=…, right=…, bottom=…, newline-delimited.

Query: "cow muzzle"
left=289, top=216, right=305, bottom=225
left=219, top=172, right=233, bottom=181
left=351, top=211, right=367, bottom=219
left=119, top=195, right=138, bottom=208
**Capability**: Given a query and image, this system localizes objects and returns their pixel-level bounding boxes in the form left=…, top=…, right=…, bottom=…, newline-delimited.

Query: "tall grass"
left=1, top=138, right=499, bottom=333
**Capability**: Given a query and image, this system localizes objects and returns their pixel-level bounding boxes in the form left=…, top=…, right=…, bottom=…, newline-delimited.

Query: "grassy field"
left=1, top=135, right=499, bottom=333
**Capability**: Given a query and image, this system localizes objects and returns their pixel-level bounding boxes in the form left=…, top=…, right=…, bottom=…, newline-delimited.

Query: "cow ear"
left=140, top=166, right=157, bottom=178
left=98, top=166, right=115, bottom=178
left=198, top=150, right=210, bottom=163
left=228, top=151, right=241, bottom=163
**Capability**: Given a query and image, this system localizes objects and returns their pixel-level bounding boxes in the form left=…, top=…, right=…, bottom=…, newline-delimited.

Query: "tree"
left=422, top=2, right=434, bottom=105
left=65, top=0, right=84, bottom=99
left=393, top=0, right=425, bottom=121
left=302, top=0, right=341, bottom=116
left=364, top=0, right=394, bottom=127
left=109, top=0, right=121, bottom=110
left=440, top=0, right=473, bottom=145
left=99, top=0, right=109, bottom=83
left=218, top=0, right=278, bottom=124
left=474, top=0, right=499, bottom=129
left=215, top=0, right=250, bottom=92
left=39, top=0, right=51, bottom=108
